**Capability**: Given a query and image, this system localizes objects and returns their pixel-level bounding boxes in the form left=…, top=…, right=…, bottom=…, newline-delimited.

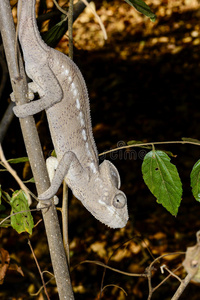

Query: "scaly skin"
left=13, top=0, right=128, bottom=228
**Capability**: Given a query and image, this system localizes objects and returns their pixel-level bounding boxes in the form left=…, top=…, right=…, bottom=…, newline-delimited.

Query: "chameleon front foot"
left=37, top=196, right=58, bottom=210
left=37, top=199, right=52, bottom=211
left=13, top=103, right=34, bottom=118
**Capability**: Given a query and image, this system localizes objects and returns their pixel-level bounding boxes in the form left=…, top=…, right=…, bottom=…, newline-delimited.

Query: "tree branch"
left=0, top=1, right=74, bottom=298
left=171, top=273, right=193, bottom=300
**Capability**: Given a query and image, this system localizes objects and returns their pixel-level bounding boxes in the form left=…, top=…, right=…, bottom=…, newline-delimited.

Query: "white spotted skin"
left=16, top=0, right=129, bottom=228
left=76, top=99, right=80, bottom=110
left=46, top=49, right=99, bottom=175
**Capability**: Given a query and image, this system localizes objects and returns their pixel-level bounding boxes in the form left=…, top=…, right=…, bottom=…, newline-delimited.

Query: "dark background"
left=1, top=0, right=200, bottom=299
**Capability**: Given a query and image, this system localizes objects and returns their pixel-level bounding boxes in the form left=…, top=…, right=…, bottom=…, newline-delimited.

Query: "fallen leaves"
left=0, top=248, right=24, bottom=284
left=0, top=248, right=10, bottom=284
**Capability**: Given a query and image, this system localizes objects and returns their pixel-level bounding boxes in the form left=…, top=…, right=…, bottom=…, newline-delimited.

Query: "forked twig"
left=171, top=273, right=194, bottom=300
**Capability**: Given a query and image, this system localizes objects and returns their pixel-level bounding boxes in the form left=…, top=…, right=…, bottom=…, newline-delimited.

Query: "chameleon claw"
left=13, top=104, right=32, bottom=118
left=36, top=199, right=52, bottom=211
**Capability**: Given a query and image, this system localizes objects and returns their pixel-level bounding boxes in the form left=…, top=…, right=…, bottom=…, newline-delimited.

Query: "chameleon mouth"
left=106, top=207, right=128, bottom=229
left=88, top=200, right=128, bottom=229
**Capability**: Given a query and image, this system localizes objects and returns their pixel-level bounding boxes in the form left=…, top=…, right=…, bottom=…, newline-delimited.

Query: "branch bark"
left=171, top=273, right=193, bottom=300
left=0, top=1, right=74, bottom=299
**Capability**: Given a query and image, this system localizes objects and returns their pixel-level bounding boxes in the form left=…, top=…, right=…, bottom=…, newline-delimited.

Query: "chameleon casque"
left=13, top=0, right=129, bottom=228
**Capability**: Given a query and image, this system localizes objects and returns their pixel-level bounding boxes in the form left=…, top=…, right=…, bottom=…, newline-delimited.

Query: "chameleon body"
left=13, top=0, right=128, bottom=228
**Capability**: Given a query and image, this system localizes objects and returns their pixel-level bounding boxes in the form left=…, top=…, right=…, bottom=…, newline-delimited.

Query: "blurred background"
left=1, top=0, right=200, bottom=299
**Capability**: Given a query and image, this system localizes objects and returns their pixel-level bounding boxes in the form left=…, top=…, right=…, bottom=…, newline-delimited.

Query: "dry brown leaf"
left=9, top=263, right=24, bottom=277
left=0, top=248, right=10, bottom=284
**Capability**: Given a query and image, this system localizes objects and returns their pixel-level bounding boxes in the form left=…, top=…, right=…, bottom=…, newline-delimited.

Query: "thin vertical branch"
left=28, top=239, right=50, bottom=300
left=68, top=0, right=74, bottom=59
left=0, top=102, right=15, bottom=143
left=0, top=1, right=74, bottom=299
left=62, top=182, right=70, bottom=264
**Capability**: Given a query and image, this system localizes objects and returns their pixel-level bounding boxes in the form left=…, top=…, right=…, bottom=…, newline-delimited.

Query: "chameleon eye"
left=113, top=193, right=127, bottom=209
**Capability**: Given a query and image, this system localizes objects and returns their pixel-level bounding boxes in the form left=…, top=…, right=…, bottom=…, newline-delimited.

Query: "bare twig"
left=0, top=102, right=15, bottom=143
left=77, top=260, right=148, bottom=277
left=171, top=273, right=193, bottom=300
left=52, top=0, right=68, bottom=16
left=28, top=239, right=50, bottom=300
left=161, top=265, right=182, bottom=283
left=0, top=1, right=74, bottom=298
left=0, top=45, right=8, bottom=100
left=62, top=181, right=70, bottom=264
left=147, top=252, right=185, bottom=300
left=99, top=140, right=200, bottom=157
left=101, top=284, right=128, bottom=296
left=0, top=39, right=14, bottom=144
left=0, top=143, right=32, bottom=204
left=68, top=0, right=74, bottom=60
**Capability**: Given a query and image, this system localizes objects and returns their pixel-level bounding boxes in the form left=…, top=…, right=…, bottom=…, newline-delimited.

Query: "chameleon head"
left=82, top=160, right=129, bottom=228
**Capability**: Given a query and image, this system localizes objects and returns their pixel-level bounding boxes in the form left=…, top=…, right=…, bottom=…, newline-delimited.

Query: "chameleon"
left=12, top=0, right=128, bottom=228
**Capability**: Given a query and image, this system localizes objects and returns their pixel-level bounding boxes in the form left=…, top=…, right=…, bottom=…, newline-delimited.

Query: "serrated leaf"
left=142, top=150, right=182, bottom=215
left=191, top=159, right=200, bottom=202
left=7, top=157, right=29, bottom=164
left=10, top=190, right=34, bottom=235
left=124, top=0, right=156, bottom=22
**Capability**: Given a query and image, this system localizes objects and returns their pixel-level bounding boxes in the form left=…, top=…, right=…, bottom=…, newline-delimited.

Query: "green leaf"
left=10, top=190, right=34, bottom=235
left=51, top=150, right=57, bottom=157
left=191, top=159, right=200, bottom=202
left=124, top=0, right=156, bottom=22
left=142, top=150, right=182, bottom=215
left=23, top=177, right=35, bottom=184
left=42, top=18, right=68, bottom=48
left=7, top=157, right=29, bottom=164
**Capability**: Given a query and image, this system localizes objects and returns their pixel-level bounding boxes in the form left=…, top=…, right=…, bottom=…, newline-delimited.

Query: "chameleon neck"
left=18, top=0, right=49, bottom=52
